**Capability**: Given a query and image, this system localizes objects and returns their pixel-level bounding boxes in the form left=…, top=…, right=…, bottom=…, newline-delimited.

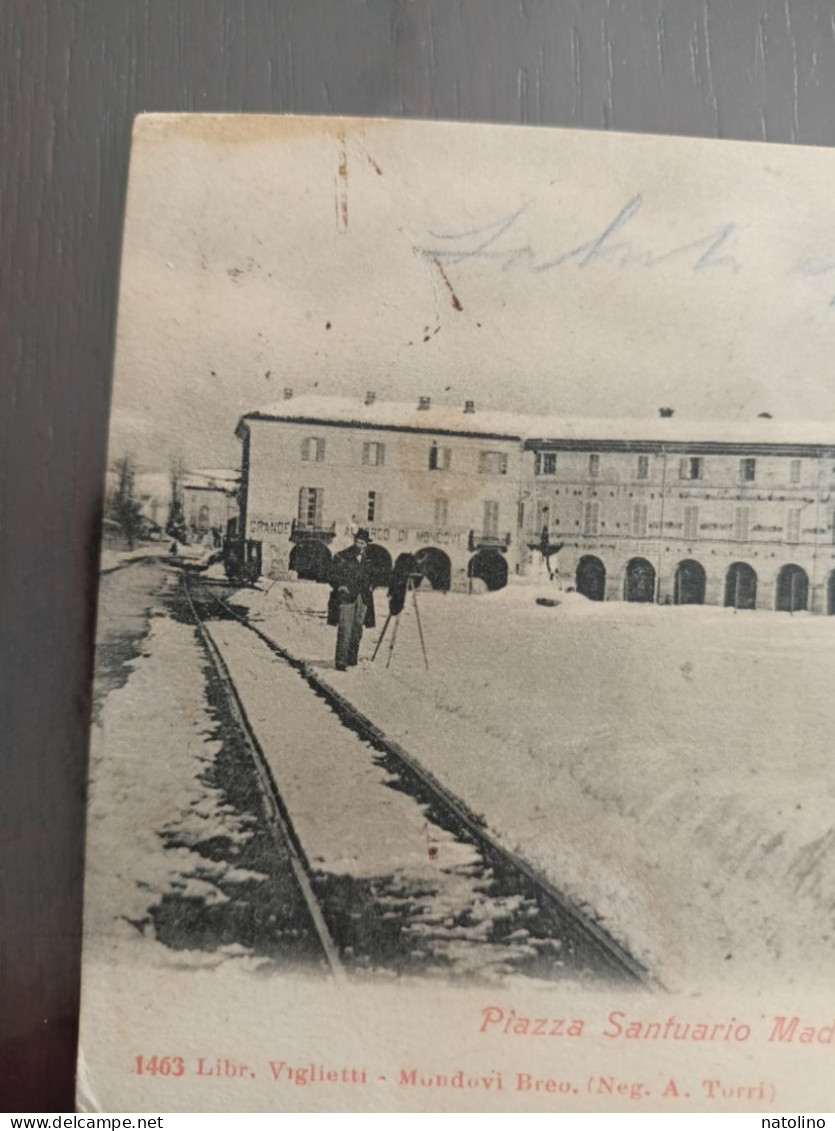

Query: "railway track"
left=182, top=569, right=657, bottom=990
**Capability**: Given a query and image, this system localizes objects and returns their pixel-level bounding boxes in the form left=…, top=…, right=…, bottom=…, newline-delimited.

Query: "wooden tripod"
left=371, top=574, right=429, bottom=670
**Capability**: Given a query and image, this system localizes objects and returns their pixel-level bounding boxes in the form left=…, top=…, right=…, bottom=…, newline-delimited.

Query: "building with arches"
left=235, top=391, right=527, bottom=591
left=234, top=393, right=835, bottom=612
left=182, top=469, right=240, bottom=546
left=526, top=415, right=835, bottom=614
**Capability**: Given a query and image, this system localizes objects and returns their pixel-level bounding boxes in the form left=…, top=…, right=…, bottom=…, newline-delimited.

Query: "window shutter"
left=298, top=487, right=308, bottom=521
left=362, top=442, right=370, bottom=466
left=318, top=438, right=326, bottom=462
left=301, top=438, right=310, bottom=461
left=679, top=458, right=688, bottom=479
left=534, top=452, right=542, bottom=475
left=378, top=443, right=385, bottom=467
left=500, top=454, right=508, bottom=475
left=374, top=492, right=382, bottom=521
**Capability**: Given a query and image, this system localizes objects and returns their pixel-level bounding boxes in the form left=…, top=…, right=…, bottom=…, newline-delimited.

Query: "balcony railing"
left=468, top=530, right=511, bottom=552
left=290, top=519, right=337, bottom=544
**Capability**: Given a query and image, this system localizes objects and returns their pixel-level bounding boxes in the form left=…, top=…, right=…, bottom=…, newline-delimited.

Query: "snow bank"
left=231, top=578, right=835, bottom=993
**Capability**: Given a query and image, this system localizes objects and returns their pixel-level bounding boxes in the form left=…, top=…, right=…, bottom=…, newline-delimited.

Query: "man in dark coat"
left=328, top=528, right=376, bottom=670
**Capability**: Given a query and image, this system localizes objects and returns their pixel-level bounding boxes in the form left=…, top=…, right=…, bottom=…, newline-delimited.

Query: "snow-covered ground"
left=231, top=575, right=835, bottom=993
left=85, top=608, right=270, bottom=973
left=99, top=541, right=208, bottom=574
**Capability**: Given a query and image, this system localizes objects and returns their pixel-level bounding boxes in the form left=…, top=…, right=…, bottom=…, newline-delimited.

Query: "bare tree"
left=166, top=457, right=187, bottom=542
left=108, top=455, right=143, bottom=550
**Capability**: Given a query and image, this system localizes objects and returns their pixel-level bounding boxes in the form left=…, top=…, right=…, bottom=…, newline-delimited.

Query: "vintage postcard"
left=78, top=114, right=835, bottom=1113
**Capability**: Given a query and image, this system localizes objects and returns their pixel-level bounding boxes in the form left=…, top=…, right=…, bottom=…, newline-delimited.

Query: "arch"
left=828, top=570, right=835, bottom=616
left=289, top=540, right=332, bottom=582
left=413, top=547, right=451, bottom=591
left=575, top=555, right=606, bottom=602
left=673, top=559, right=706, bottom=605
left=468, top=550, right=509, bottom=592
left=624, top=557, right=655, bottom=603
left=776, top=563, right=809, bottom=613
left=724, top=562, right=757, bottom=610
left=365, top=544, right=393, bottom=589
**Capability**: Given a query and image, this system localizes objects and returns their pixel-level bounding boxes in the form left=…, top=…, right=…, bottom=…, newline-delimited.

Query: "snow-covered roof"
left=238, top=395, right=835, bottom=450
left=182, top=469, right=240, bottom=492
left=525, top=415, right=835, bottom=448
left=240, top=395, right=530, bottom=439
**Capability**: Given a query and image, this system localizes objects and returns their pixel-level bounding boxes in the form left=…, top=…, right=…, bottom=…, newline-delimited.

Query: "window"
left=739, top=457, right=756, bottom=482
left=733, top=506, right=750, bottom=542
left=428, top=442, right=452, bottom=470
left=631, top=502, right=648, bottom=538
left=683, top=505, right=699, bottom=541
left=298, top=487, right=323, bottom=527
left=588, top=453, right=600, bottom=478
left=197, top=504, right=210, bottom=531
left=636, top=455, right=649, bottom=480
left=366, top=491, right=381, bottom=523
left=790, top=459, right=801, bottom=484
left=301, top=437, right=326, bottom=462
left=535, top=452, right=557, bottom=475
left=583, top=501, right=599, bottom=536
left=679, top=457, right=703, bottom=480
left=362, top=441, right=386, bottom=467
left=479, top=450, right=509, bottom=475
left=483, top=500, right=499, bottom=537
left=434, top=499, right=448, bottom=527
left=786, top=507, right=802, bottom=544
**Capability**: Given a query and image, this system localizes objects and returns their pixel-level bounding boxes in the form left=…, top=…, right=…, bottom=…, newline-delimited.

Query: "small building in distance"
left=232, top=391, right=835, bottom=613
left=182, top=469, right=240, bottom=547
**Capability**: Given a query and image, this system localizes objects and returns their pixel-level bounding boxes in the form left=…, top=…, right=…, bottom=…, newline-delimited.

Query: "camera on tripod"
left=371, top=555, right=430, bottom=669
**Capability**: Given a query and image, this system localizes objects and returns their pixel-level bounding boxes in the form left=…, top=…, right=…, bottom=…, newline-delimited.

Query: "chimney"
left=365, top=390, right=376, bottom=406
left=463, top=399, right=475, bottom=414
left=418, top=396, right=431, bottom=411
left=283, top=387, right=293, bottom=400
left=658, top=406, right=674, bottom=418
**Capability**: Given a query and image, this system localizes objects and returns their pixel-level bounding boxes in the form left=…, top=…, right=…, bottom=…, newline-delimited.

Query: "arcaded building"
left=526, top=416, right=835, bottom=614
left=234, top=392, right=835, bottom=613
left=234, top=392, right=528, bottom=591
left=182, top=469, right=240, bottom=546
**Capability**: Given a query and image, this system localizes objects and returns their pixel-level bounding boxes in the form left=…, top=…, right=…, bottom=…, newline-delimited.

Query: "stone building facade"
left=235, top=392, right=527, bottom=591
left=182, top=469, right=240, bottom=546
left=526, top=423, right=835, bottom=614
left=234, top=392, right=835, bottom=613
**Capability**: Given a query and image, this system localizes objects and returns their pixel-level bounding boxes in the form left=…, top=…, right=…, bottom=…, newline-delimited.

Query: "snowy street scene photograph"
left=79, top=118, right=835, bottom=1109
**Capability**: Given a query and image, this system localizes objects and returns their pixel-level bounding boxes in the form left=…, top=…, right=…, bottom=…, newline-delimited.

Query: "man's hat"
left=354, top=527, right=372, bottom=543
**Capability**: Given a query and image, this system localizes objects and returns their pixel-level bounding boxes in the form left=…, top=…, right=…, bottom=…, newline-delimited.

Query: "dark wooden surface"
left=2, top=0, right=832, bottom=1111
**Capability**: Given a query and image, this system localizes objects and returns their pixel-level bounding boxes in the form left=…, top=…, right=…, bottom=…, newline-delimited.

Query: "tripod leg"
left=411, top=586, right=430, bottom=670
left=371, top=613, right=392, bottom=662
left=386, top=613, right=401, bottom=668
